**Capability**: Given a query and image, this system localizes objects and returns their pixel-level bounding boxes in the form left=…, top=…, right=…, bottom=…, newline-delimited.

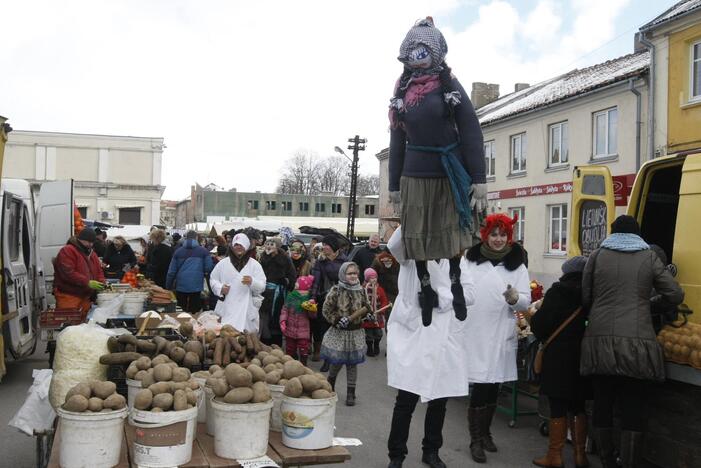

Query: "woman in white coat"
left=464, top=212, right=530, bottom=463
left=386, top=227, right=476, bottom=468
left=209, top=233, right=266, bottom=333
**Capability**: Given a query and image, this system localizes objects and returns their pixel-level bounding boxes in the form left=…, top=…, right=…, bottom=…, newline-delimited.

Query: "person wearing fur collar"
left=259, top=237, right=297, bottom=346
left=463, top=213, right=531, bottom=463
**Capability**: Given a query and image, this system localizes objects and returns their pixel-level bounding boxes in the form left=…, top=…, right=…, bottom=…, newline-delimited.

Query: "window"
left=299, top=202, right=309, bottom=212
left=77, top=207, right=88, bottom=219
left=247, top=200, right=259, bottom=210
left=282, top=201, right=292, bottom=211
left=548, top=204, right=568, bottom=254
left=509, top=207, right=525, bottom=242
left=510, top=133, right=526, bottom=173
left=265, top=201, right=276, bottom=210
left=364, top=205, right=375, bottom=215
left=548, top=122, right=569, bottom=166
left=7, top=199, right=21, bottom=261
left=484, top=140, right=496, bottom=177
left=593, top=107, right=618, bottom=157
left=315, top=203, right=326, bottom=212
left=119, top=207, right=141, bottom=225
left=692, top=41, right=701, bottom=101
left=331, top=203, right=342, bottom=214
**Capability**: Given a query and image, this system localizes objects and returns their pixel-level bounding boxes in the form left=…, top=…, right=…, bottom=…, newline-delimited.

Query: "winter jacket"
left=103, top=243, right=137, bottom=278
left=146, top=243, right=173, bottom=288
left=362, top=283, right=389, bottom=329
left=259, top=249, right=297, bottom=339
left=260, top=250, right=297, bottom=289
left=165, top=239, right=214, bottom=293
left=53, top=237, right=106, bottom=297
left=280, top=291, right=313, bottom=340
left=322, top=285, right=372, bottom=330
left=372, top=252, right=399, bottom=303
left=388, top=77, right=485, bottom=192
left=580, top=247, right=684, bottom=381
left=354, top=245, right=384, bottom=282
left=530, top=272, right=591, bottom=400
left=310, top=252, right=347, bottom=302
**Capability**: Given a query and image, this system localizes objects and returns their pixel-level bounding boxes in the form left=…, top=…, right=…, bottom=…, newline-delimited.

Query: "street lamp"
left=334, top=146, right=352, bottom=162
left=335, top=136, right=366, bottom=240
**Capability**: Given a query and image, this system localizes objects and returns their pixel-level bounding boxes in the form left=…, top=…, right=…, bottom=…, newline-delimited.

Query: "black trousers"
left=548, top=397, right=586, bottom=418
left=592, top=375, right=649, bottom=431
left=175, top=291, right=202, bottom=313
left=387, top=389, right=447, bottom=460
left=470, top=383, right=500, bottom=408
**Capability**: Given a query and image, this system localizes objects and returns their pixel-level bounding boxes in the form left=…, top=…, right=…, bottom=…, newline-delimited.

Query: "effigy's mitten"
left=451, top=273, right=467, bottom=321
left=417, top=275, right=438, bottom=326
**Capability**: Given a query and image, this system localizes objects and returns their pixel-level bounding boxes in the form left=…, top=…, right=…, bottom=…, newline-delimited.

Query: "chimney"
left=515, top=83, right=530, bottom=92
left=471, top=82, right=500, bottom=109
left=633, top=32, right=647, bottom=53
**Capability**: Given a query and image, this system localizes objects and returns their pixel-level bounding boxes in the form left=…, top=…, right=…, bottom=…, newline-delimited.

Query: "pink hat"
left=364, top=268, right=378, bottom=280
left=296, top=275, right=314, bottom=291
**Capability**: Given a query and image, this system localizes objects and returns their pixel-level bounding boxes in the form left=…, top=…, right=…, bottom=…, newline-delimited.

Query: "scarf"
left=337, top=262, right=363, bottom=291
left=600, top=233, right=650, bottom=252
left=285, top=290, right=308, bottom=313
left=480, top=243, right=512, bottom=262
left=229, top=252, right=249, bottom=272
left=364, top=282, right=377, bottom=312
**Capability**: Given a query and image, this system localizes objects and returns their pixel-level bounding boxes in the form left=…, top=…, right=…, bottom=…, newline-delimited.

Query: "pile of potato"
left=205, top=325, right=268, bottom=367
left=101, top=334, right=205, bottom=370
left=128, top=355, right=201, bottom=412
left=62, top=381, right=127, bottom=413
left=658, top=322, right=701, bottom=369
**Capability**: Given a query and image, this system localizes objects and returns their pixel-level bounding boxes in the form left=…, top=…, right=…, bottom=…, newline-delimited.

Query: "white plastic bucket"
left=268, top=383, right=285, bottom=432
left=281, top=394, right=337, bottom=450
left=129, top=406, right=197, bottom=468
left=211, top=398, right=273, bottom=460
left=96, top=292, right=120, bottom=306
left=204, top=387, right=215, bottom=435
left=194, top=378, right=206, bottom=423
left=126, top=378, right=142, bottom=410
left=57, top=406, right=128, bottom=468
left=122, top=292, right=148, bottom=316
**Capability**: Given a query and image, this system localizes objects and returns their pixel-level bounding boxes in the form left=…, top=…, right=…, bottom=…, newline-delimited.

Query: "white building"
left=3, top=130, right=165, bottom=225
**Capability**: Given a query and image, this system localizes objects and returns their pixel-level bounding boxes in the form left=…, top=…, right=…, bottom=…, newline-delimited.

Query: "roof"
left=640, top=0, right=701, bottom=31
left=478, top=51, right=649, bottom=126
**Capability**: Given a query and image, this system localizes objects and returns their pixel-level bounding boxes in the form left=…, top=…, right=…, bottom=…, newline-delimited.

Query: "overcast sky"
left=2, top=0, right=668, bottom=200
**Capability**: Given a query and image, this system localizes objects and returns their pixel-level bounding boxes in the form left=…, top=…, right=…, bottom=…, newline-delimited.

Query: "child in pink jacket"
left=280, top=275, right=315, bottom=364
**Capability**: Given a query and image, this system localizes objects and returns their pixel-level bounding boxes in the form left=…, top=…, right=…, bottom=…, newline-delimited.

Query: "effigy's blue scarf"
left=406, top=142, right=473, bottom=230
left=600, top=233, right=649, bottom=252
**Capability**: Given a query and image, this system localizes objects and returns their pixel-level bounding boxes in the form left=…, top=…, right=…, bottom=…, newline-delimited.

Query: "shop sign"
left=487, top=182, right=573, bottom=201
left=613, top=174, right=635, bottom=206
left=579, top=200, right=608, bottom=255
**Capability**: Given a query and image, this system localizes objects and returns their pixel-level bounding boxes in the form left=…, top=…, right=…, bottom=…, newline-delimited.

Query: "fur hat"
left=364, top=268, right=378, bottom=280
left=296, top=275, right=314, bottom=291
left=232, top=233, right=251, bottom=251
left=78, top=228, right=96, bottom=242
left=480, top=212, right=519, bottom=244
left=322, top=235, right=340, bottom=252
left=611, top=215, right=641, bottom=235
left=265, top=237, right=282, bottom=249
left=561, top=256, right=587, bottom=274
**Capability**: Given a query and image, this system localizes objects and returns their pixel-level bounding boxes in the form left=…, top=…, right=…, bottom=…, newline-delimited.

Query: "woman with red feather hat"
left=463, top=212, right=531, bottom=463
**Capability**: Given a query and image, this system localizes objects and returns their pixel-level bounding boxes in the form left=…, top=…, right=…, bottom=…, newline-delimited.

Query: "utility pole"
left=345, top=135, right=366, bottom=241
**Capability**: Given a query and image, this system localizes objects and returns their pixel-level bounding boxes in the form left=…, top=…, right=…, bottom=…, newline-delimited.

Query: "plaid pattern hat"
left=398, top=17, right=447, bottom=75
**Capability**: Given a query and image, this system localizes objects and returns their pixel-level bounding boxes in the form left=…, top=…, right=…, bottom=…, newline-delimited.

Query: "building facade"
left=3, top=130, right=165, bottom=225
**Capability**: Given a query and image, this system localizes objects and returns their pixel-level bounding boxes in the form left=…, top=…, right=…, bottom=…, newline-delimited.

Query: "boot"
left=533, top=417, right=567, bottom=467
left=421, top=451, right=447, bottom=468
left=346, top=386, right=356, bottom=406
left=619, top=431, right=644, bottom=468
left=593, top=427, right=617, bottom=468
left=366, top=340, right=375, bottom=357
left=300, top=354, right=308, bottom=366
left=481, top=403, right=498, bottom=452
left=373, top=340, right=381, bottom=357
left=468, top=407, right=487, bottom=463
left=570, top=414, right=590, bottom=468
left=387, top=458, right=403, bottom=468
left=328, top=375, right=336, bottom=392
left=320, top=360, right=330, bottom=372
left=311, top=342, right=321, bottom=362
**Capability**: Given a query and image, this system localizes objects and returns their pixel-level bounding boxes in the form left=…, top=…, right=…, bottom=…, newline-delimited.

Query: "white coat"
left=209, top=257, right=266, bottom=333
left=386, top=227, right=476, bottom=403
left=464, top=245, right=530, bottom=384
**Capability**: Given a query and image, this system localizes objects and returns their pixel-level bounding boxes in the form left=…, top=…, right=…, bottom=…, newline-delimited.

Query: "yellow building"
left=639, top=0, right=701, bottom=155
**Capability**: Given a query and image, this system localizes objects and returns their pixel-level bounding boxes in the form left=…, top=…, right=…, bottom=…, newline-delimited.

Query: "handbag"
left=533, top=306, right=582, bottom=375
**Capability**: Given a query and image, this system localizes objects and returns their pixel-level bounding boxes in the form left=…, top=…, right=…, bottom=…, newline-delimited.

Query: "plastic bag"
left=9, top=369, right=56, bottom=436
left=91, top=293, right=125, bottom=324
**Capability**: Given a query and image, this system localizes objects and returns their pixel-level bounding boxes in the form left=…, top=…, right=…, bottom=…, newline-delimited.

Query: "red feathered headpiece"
left=480, top=212, right=519, bottom=244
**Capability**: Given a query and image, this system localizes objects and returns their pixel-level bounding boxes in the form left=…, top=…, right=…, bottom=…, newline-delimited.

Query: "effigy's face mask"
left=264, top=240, right=277, bottom=255
left=290, top=244, right=303, bottom=260
left=381, top=259, right=393, bottom=269
left=407, top=44, right=432, bottom=70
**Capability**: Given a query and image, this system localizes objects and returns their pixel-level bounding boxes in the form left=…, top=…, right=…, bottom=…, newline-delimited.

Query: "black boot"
left=320, top=360, right=330, bottom=372
left=593, top=427, right=617, bottom=468
left=346, top=386, right=356, bottom=406
left=449, top=257, right=467, bottom=321
left=328, top=375, right=336, bottom=392
left=366, top=340, right=375, bottom=357
left=620, top=431, right=644, bottom=468
left=468, top=407, right=487, bottom=463
left=373, top=340, right=381, bottom=357
left=481, top=403, right=497, bottom=452
left=421, top=451, right=447, bottom=468
left=387, top=458, right=404, bottom=468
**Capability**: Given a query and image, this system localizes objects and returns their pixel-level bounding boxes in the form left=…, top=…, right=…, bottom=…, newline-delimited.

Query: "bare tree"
left=276, top=150, right=319, bottom=195
left=356, top=174, right=380, bottom=196
left=316, top=156, right=350, bottom=195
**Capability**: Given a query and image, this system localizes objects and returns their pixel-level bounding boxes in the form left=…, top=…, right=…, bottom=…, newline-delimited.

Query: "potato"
left=126, top=364, right=139, bottom=379
left=278, top=379, right=288, bottom=386
left=173, top=389, right=188, bottom=411
left=281, top=355, right=294, bottom=363
left=252, top=381, right=272, bottom=402
left=134, top=389, right=154, bottom=410
left=247, top=364, right=266, bottom=383
left=318, top=380, right=333, bottom=392
left=188, top=379, right=200, bottom=390
left=208, top=364, right=222, bottom=374
left=180, top=322, right=194, bottom=338
left=153, top=363, right=173, bottom=382
left=148, top=382, right=172, bottom=395
left=151, top=354, right=171, bottom=366
left=204, top=330, right=216, bottom=344
left=141, top=372, right=156, bottom=388
left=107, top=336, right=121, bottom=353
left=283, top=360, right=306, bottom=380
left=313, top=373, right=327, bottom=381
left=167, top=362, right=180, bottom=370
left=311, top=389, right=333, bottom=399
left=183, top=352, right=200, bottom=368
left=257, top=351, right=269, bottom=360
left=211, top=369, right=225, bottom=379
left=283, top=377, right=303, bottom=398
left=185, top=388, right=197, bottom=405
left=262, top=355, right=280, bottom=367
left=66, top=383, right=92, bottom=400
left=118, top=334, right=138, bottom=346
left=153, top=393, right=174, bottom=411
left=275, top=362, right=284, bottom=370
left=265, top=371, right=282, bottom=385
left=134, top=370, right=149, bottom=381
left=224, top=387, right=254, bottom=404
left=226, top=368, right=253, bottom=388
left=184, top=341, right=204, bottom=360
left=151, top=407, right=163, bottom=413
left=172, top=368, right=191, bottom=383
left=92, top=381, right=117, bottom=400
left=193, top=370, right=210, bottom=379
left=88, top=397, right=104, bottom=412
left=299, top=375, right=321, bottom=393
left=271, top=349, right=285, bottom=358
left=135, top=356, right=152, bottom=371
left=171, top=381, right=187, bottom=391
left=263, top=364, right=277, bottom=374
left=250, top=358, right=262, bottom=367
left=63, top=394, right=89, bottom=412
left=212, top=379, right=230, bottom=397
left=170, top=347, right=186, bottom=364
left=103, top=394, right=127, bottom=410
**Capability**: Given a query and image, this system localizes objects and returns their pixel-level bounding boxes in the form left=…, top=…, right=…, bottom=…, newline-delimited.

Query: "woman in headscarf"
left=388, top=17, right=487, bottom=328
left=319, top=261, right=372, bottom=407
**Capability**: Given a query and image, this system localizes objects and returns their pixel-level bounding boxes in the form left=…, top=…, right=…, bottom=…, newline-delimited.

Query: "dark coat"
left=310, top=253, right=347, bottom=302
left=354, top=245, right=383, bottom=282
left=259, top=249, right=297, bottom=339
left=260, top=250, right=297, bottom=289
left=103, top=243, right=137, bottom=278
left=530, top=272, right=591, bottom=400
left=371, top=252, right=399, bottom=303
left=146, top=243, right=173, bottom=288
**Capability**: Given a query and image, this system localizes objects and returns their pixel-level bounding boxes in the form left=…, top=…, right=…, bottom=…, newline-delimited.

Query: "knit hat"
left=185, top=230, right=197, bottom=240
left=364, top=268, right=378, bottom=280
left=611, top=215, right=641, bottom=235
left=78, top=228, right=96, bottom=242
left=480, top=212, right=518, bottom=244
left=296, top=275, right=314, bottom=291
left=322, top=235, right=340, bottom=252
left=232, top=233, right=251, bottom=251
left=561, top=256, right=587, bottom=274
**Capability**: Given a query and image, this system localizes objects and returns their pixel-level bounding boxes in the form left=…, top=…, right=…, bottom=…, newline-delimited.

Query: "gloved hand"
left=503, top=284, right=519, bottom=305
left=389, top=191, right=401, bottom=214
left=88, top=280, right=106, bottom=291
left=470, top=183, right=488, bottom=212
left=364, top=313, right=376, bottom=323
left=280, top=320, right=287, bottom=334
left=336, top=316, right=350, bottom=329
